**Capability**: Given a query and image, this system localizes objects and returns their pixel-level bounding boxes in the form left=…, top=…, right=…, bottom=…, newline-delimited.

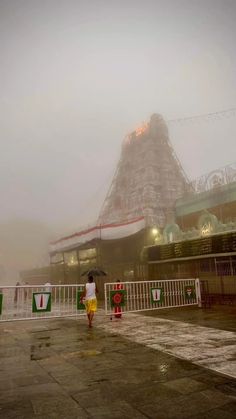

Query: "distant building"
left=47, top=217, right=150, bottom=297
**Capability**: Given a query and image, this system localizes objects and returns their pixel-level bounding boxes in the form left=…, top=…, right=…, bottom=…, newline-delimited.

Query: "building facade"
left=146, top=176, right=236, bottom=302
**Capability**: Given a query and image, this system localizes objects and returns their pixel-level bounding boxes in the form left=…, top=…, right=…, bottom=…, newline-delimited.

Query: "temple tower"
left=98, top=114, right=189, bottom=227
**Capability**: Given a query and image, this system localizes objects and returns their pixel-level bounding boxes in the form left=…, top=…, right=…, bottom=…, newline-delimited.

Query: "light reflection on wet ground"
left=98, top=307, right=236, bottom=379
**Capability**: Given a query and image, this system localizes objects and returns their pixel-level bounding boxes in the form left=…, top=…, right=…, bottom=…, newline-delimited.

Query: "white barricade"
left=104, top=278, right=201, bottom=316
left=0, top=284, right=86, bottom=322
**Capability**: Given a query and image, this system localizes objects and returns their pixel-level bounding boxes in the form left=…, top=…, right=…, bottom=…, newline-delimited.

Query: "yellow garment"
left=85, top=298, right=97, bottom=313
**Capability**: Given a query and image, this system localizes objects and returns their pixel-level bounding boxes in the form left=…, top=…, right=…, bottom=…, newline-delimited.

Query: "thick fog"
left=0, top=0, right=236, bottom=280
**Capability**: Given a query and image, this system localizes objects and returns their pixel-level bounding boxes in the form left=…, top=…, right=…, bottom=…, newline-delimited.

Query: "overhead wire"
left=166, top=107, right=236, bottom=125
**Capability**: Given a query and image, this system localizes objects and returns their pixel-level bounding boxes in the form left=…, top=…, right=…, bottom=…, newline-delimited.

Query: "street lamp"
left=152, top=227, right=158, bottom=236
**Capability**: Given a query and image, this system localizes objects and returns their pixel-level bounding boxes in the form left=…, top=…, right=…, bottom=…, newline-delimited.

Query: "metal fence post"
left=104, top=282, right=108, bottom=315
left=195, top=278, right=202, bottom=308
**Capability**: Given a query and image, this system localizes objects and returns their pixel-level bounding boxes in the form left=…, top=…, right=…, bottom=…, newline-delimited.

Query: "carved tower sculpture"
left=98, top=114, right=189, bottom=227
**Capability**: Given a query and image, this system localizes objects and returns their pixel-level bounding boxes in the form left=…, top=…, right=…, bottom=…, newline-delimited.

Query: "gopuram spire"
left=98, top=114, right=189, bottom=227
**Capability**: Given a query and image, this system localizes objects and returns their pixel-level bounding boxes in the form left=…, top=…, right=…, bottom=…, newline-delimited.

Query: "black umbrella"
left=81, top=267, right=107, bottom=277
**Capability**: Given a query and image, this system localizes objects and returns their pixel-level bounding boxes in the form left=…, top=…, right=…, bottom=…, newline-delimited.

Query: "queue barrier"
left=0, top=279, right=202, bottom=322
left=104, top=278, right=201, bottom=316
left=0, top=284, right=86, bottom=322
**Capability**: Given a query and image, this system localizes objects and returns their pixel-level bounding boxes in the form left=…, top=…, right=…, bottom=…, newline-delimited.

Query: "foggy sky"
left=1, top=0, right=236, bottom=234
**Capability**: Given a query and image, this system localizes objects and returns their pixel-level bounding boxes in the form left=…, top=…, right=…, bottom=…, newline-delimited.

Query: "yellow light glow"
left=152, top=228, right=158, bottom=236
left=135, top=122, right=148, bottom=136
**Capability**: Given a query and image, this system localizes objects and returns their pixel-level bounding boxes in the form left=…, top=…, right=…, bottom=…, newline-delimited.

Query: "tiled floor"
left=98, top=309, right=236, bottom=378
left=0, top=306, right=235, bottom=418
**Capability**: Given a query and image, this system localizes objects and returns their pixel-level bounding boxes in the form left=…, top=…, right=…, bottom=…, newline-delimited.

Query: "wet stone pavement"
left=99, top=307, right=236, bottom=379
left=0, top=307, right=235, bottom=418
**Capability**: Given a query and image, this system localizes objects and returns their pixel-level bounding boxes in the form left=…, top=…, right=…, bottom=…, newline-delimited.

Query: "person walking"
left=44, top=282, right=51, bottom=292
left=81, top=275, right=98, bottom=328
left=24, top=282, right=29, bottom=301
left=114, top=279, right=123, bottom=319
left=14, top=282, right=20, bottom=304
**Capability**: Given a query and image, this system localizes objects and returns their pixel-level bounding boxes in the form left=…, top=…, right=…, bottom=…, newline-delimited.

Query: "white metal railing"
left=104, top=278, right=201, bottom=316
left=0, top=284, right=86, bottom=322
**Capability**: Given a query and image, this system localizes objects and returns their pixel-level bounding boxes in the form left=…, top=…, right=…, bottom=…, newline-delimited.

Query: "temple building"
left=20, top=115, right=236, bottom=303
left=99, top=114, right=189, bottom=227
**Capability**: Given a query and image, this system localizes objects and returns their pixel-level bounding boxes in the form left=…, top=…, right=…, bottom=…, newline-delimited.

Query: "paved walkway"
left=0, top=307, right=236, bottom=418
left=99, top=309, right=236, bottom=378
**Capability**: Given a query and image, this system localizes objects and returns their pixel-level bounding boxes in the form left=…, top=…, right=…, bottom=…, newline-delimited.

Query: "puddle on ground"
left=37, top=336, right=51, bottom=341
left=216, top=382, right=236, bottom=395
left=63, top=349, right=102, bottom=359
left=92, top=378, right=109, bottom=383
left=30, top=342, right=52, bottom=361
left=30, top=328, right=60, bottom=334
